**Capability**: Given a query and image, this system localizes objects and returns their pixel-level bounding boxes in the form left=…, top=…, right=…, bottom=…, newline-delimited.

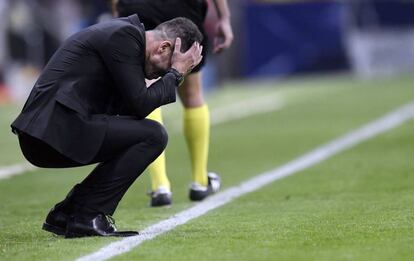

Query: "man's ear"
left=158, top=41, right=173, bottom=54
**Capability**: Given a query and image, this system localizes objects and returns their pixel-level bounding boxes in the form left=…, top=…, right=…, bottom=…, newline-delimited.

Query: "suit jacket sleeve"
left=100, top=25, right=177, bottom=118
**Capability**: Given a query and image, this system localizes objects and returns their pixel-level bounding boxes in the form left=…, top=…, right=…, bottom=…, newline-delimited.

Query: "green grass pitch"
left=1, top=74, right=414, bottom=260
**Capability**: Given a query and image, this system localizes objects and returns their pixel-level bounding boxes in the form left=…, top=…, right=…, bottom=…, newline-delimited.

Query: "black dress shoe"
left=42, top=207, right=69, bottom=236
left=65, top=213, right=139, bottom=238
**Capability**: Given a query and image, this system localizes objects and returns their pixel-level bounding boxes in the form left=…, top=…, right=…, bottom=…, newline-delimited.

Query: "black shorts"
left=117, top=0, right=209, bottom=73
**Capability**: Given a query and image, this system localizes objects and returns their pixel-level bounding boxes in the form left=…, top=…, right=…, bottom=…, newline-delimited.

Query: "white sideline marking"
left=0, top=163, right=37, bottom=180
left=76, top=102, right=414, bottom=261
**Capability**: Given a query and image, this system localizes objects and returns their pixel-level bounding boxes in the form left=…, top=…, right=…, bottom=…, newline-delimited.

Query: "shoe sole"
left=150, top=199, right=172, bottom=208
left=149, top=193, right=172, bottom=207
left=65, top=231, right=89, bottom=238
left=42, top=222, right=66, bottom=236
left=189, top=189, right=211, bottom=201
left=150, top=203, right=172, bottom=208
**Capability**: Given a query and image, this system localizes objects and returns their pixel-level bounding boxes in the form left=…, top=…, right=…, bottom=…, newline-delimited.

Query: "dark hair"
left=154, top=17, right=203, bottom=53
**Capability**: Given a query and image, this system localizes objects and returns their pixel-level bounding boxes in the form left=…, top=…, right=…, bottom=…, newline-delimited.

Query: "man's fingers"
left=213, top=37, right=223, bottom=53
left=222, top=34, right=233, bottom=49
left=194, top=42, right=200, bottom=53
left=197, top=55, right=203, bottom=65
left=193, top=43, right=203, bottom=63
left=188, top=41, right=197, bottom=53
left=197, top=43, right=203, bottom=56
left=174, top=41, right=203, bottom=74
left=172, top=40, right=204, bottom=74
left=198, top=45, right=203, bottom=57
left=175, top=37, right=182, bottom=53
left=187, top=42, right=201, bottom=66
left=214, top=42, right=229, bottom=54
left=213, top=29, right=233, bottom=53
left=194, top=43, right=200, bottom=55
left=186, top=41, right=200, bottom=54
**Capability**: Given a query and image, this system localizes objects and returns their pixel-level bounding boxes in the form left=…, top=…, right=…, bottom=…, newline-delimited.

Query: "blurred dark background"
left=1, top=0, right=414, bottom=103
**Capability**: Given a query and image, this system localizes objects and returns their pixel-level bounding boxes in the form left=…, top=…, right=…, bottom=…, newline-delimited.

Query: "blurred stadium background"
left=2, top=0, right=414, bottom=101
left=1, top=0, right=414, bottom=260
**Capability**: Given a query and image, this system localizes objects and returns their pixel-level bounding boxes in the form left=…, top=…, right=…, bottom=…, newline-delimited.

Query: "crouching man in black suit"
left=10, top=14, right=203, bottom=238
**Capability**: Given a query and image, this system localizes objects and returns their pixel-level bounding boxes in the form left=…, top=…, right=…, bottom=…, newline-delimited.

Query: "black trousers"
left=18, top=116, right=168, bottom=216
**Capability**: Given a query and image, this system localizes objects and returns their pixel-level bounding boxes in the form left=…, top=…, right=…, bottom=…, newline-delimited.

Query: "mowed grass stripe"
left=76, top=102, right=414, bottom=261
left=125, top=120, right=414, bottom=261
left=1, top=75, right=414, bottom=261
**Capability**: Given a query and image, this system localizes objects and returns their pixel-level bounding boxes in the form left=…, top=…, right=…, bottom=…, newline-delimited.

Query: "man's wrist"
left=167, top=68, right=184, bottom=86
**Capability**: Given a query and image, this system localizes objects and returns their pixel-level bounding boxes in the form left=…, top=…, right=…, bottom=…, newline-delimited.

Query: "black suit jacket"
left=11, top=15, right=177, bottom=163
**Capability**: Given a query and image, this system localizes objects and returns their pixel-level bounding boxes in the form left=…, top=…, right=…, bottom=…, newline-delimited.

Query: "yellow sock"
left=146, top=108, right=170, bottom=191
left=184, top=104, right=210, bottom=186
